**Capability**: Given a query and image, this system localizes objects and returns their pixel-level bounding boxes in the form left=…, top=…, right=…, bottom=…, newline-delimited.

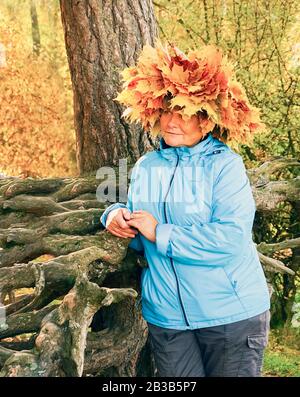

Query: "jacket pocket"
left=222, top=267, right=248, bottom=313
left=222, top=267, right=240, bottom=291
left=222, top=250, right=253, bottom=293
left=247, top=334, right=268, bottom=349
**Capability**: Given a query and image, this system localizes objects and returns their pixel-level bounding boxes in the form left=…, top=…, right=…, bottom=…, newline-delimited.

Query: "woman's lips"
left=166, top=131, right=183, bottom=135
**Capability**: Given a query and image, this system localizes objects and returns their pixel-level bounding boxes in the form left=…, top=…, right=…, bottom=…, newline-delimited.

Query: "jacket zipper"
left=160, top=146, right=225, bottom=327
left=163, top=152, right=190, bottom=327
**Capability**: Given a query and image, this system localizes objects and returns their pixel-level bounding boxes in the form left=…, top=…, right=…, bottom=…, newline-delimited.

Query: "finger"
left=115, top=221, right=138, bottom=234
left=126, top=219, right=140, bottom=229
left=110, top=223, right=137, bottom=236
left=116, top=213, right=132, bottom=229
left=129, top=212, right=145, bottom=219
left=108, top=229, right=125, bottom=238
left=111, top=221, right=137, bottom=232
left=122, top=209, right=132, bottom=221
left=109, top=227, right=137, bottom=238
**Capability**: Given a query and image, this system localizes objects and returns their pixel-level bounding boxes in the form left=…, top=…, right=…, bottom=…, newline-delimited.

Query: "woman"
left=100, top=41, right=271, bottom=377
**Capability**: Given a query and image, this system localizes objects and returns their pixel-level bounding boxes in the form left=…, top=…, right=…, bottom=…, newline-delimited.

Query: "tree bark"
left=59, top=0, right=159, bottom=174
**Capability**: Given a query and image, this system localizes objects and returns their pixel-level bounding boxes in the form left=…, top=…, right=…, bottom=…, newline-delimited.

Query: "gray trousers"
left=147, top=310, right=271, bottom=377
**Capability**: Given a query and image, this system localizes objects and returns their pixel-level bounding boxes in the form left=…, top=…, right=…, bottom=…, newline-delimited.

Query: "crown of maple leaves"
left=114, top=39, right=265, bottom=143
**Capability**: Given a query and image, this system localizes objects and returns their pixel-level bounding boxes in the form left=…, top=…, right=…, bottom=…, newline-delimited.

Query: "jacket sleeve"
left=100, top=164, right=145, bottom=256
left=155, top=155, right=256, bottom=267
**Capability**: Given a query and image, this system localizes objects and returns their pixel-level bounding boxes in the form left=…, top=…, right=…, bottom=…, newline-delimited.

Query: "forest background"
left=0, top=0, right=299, bottom=376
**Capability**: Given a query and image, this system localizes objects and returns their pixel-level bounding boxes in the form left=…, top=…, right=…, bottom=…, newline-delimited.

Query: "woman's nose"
left=167, top=114, right=178, bottom=128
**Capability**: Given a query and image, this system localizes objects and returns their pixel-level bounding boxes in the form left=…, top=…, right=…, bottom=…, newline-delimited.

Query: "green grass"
left=263, top=350, right=300, bottom=377
left=262, top=328, right=300, bottom=377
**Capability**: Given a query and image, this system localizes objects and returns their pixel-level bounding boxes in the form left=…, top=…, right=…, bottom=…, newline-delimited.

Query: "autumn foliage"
left=0, top=10, right=76, bottom=178
left=114, top=39, right=266, bottom=144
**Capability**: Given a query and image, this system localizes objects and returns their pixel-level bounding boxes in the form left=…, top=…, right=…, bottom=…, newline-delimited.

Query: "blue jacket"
left=100, top=132, right=270, bottom=330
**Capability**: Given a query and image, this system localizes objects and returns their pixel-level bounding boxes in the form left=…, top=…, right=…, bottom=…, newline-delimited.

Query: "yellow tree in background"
left=0, top=0, right=76, bottom=178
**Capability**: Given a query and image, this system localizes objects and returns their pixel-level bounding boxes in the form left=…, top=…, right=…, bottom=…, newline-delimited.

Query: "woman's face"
left=159, top=109, right=206, bottom=147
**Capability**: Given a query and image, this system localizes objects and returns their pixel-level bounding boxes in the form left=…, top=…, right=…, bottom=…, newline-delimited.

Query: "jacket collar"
left=158, top=132, right=219, bottom=161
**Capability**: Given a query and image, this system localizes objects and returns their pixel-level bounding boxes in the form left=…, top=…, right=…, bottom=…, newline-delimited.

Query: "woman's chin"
left=163, top=134, right=185, bottom=147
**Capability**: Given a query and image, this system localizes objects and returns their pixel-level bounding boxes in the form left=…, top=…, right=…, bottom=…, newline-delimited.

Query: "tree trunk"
left=30, top=0, right=41, bottom=56
left=59, top=0, right=159, bottom=174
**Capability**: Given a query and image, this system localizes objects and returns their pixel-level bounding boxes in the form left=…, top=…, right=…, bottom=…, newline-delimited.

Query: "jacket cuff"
left=100, top=203, right=126, bottom=228
left=155, top=223, right=173, bottom=256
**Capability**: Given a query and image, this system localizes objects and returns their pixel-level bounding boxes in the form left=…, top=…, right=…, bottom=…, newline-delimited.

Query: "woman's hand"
left=126, top=210, right=158, bottom=243
left=106, top=208, right=139, bottom=238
